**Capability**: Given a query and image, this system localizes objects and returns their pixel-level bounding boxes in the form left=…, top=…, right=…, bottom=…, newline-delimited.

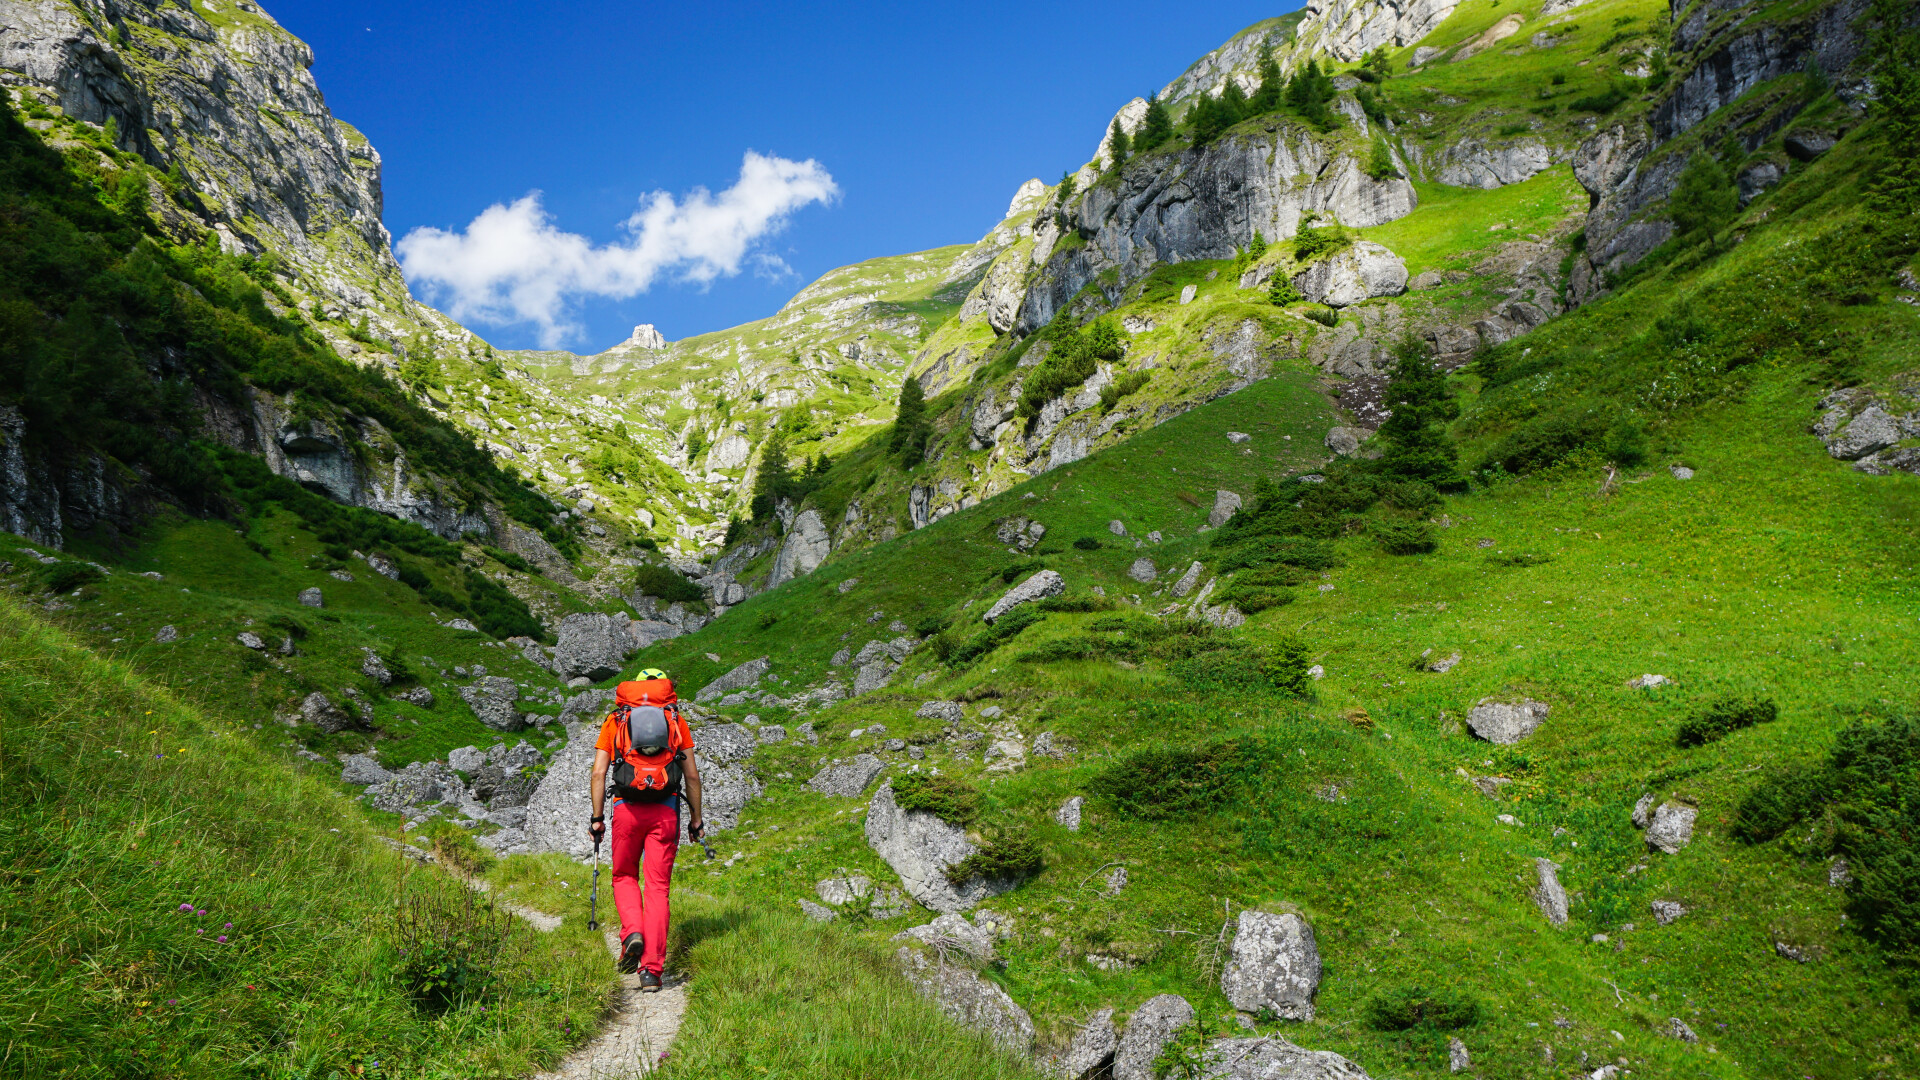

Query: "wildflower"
left=179, top=903, right=192, bottom=912
left=224, top=922, right=232, bottom=929
left=217, top=935, right=227, bottom=943
left=196, top=928, right=204, bottom=935
left=196, top=908, right=205, bottom=916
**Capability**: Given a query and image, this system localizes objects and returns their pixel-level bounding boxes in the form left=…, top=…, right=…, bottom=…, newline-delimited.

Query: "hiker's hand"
left=588, top=816, right=605, bottom=842
left=688, top=815, right=704, bottom=840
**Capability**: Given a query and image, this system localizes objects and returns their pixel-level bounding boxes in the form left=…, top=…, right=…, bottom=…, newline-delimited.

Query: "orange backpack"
left=607, top=678, right=687, bottom=804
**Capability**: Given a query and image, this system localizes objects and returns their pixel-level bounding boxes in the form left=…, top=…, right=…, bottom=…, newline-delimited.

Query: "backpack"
left=607, top=678, right=687, bottom=804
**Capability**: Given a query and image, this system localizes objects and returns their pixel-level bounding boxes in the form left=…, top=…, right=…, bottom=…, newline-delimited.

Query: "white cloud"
left=397, top=151, right=839, bottom=346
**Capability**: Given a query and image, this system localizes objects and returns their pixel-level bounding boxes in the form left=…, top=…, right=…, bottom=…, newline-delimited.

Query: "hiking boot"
left=640, top=970, right=662, bottom=993
left=618, top=933, right=644, bottom=975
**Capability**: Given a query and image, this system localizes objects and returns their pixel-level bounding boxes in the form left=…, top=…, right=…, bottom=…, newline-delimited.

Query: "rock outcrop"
left=1220, top=911, right=1323, bottom=1020
left=459, top=677, right=526, bottom=732
left=1292, top=242, right=1409, bottom=307
left=1199, top=1035, right=1374, bottom=1080
left=1467, top=698, right=1549, bottom=744
left=983, top=570, right=1066, bottom=623
left=551, top=612, right=636, bottom=682
left=895, top=945, right=1035, bottom=1056
left=865, top=780, right=1016, bottom=913
left=1114, top=994, right=1195, bottom=1080
left=768, top=508, right=832, bottom=587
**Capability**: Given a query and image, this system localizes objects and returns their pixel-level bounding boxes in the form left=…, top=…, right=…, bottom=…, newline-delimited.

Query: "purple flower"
left=196, top=909, right=205, bottom=916
left=179, top=903, right=192, bottom=912
left=217, top=935, right=227, bottom=943
left=223, top=922, right=232, bottom=929
left=196, top=928, right=203, bottom=935
left=166, top=999, right=176, bottom=1005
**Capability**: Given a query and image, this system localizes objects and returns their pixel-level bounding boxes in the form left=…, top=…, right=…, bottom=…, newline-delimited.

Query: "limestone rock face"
left=339, top=753, right=390, bottom=787
left=1209, top=490, right=1243, bottom=528
left=552, top=613, right=636, bottom=681
left=1292, top=242, right=1409, bottom=307
left=809, top=754, right=885, bottom=798
left=698, top=657, right=772, bottom=701
left=1468, top=699, right=1549, bottom=744
left=983, top=570, right=1066, bottom=623
left=865, top=781, right=1015, bottom=913
left=624, top=324, right=668, bottom=350
left=1434, top=138, right=1555, bottom=189
left=1220, top=911, right=1323, bottom=1021
left=460, top=677, right=526, bottom=732
left=1114, top=994, right=1195, bottom=1080
left=895, top=946, right=1035, bottom=1056
left=1200, top=1035, right=1375, bottom=1080
left=523, top=721, right=606, bottom=862
left=769, top=509, right=832, bottom=587
left=301, top=692, right=355, bottom=733
left=1287, top=0, right=1462, bottom=65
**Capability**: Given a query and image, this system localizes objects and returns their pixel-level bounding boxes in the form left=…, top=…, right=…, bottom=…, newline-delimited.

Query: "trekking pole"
left=689, top=821, right=717, bottom=861
left=587, top=832, right=603, bottom=931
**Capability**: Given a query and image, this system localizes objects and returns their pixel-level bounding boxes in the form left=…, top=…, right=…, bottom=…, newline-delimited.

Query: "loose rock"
left=236, top=632, right=267, bottom=651
left=1056, top=795, right=1085, bottom=831
left=1650, top=899, right=1687, bottom=925
left=1448, top=1037, right=1470, bottom=1073
left=698, top=656, right=772, bottom=701
left=552, top=612, right=636, bottom=682
left=1220, top=911, right=1322, bottom=1020
left=1631, top=792, right=1657, bottom=829
left=1200, top=1036, right=1374, bottom=1080
left=1048, top=1008, right=1118, bottom=1080
left=1533, top=858, right=1569, bottom=926
left=301, top=691, right=355, bottom=733
left=916, top=700, right=965, bottom=724
left=298, top=587, right=324, bottom=608
left=1128, top=557, right=1158, bottom=583
left=460, top=677, right=526, bottom=732
left=339, top=753, right=390, bottom=786
left=1171, top=562, right=1204, bottom=598
left=1113, top=994, right=1194, bottom=1080
left=798, top=900, right=837, bottom=923
left=360, top=648, right=393, bottom=686
left=1664, top=1017, right=1699, bottom=1043
left=1645, top=803, right=1697, bottom=853
left=983, top=570, right=1066, bottom=623
left=155, top=625, right=178, bottom=643
left=809, top=754, right=885, bottom=798
left=895, top=946, right=1035, bottom=1057
left=1628, top=673, right=1670, bottom=689
left=1467, top=698, right=1549, bottom=744
left=1208, top=490, right=1243, bottom=528
left=865, top=780, right=1014, bottom=913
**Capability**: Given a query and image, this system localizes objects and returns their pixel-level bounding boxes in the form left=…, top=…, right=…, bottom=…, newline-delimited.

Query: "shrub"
left=892, top=774, right=981, bottom=826
left=1216, top=581, right=1293, bottom=614
left=31, top=561, right=103, bottom=594
left=1259, top=635, right=1314, bottom=695
left=1089, top=739, right=1266, bottom=820
left=1170, top=645, right=1269, bottom=692
left=1476, top=410, right=1613, bottom=475
left=1363, top=985, right=1481, bottom=1031
left=1380, top=479, right=1441, bottom=515
left=1098, top=369, right=1151, bottom=412
left=1268, top=276, right=1304, bottom=305
left=913, top=612, right=948, bottom=638
left=1304, top=306, right=1338, bottom=327
left=1072, top=537, right=1101, bottom=550
left=1670, top=152, right=1740, bottom=245
left=1488, top=552, right=1554, bottom=567
left=1292, top=220, right=1352, bottom=263
left=1213, top=534, right=1342, bottom=574
left=949, top=605, right=1045, bottom=665
left=946, top=829, right=1043, bottom=884
left=482, top=546, right=535, bottom=574
left=998, top=560, right=1044, bottom=584
left=1568, top=86, right=1629, bottom=113
left=1373, top=519, right=1438, bottom=555
left=1366, top=135, right=1400, bottom=180
left=1677, top=696, right=1779, bottom=747
left=392, top=886, right=515, bottom=1011
left=1037, top=594, right=1115, bottom=613
left=1018, top=319, right=1124, bottom=420
left=632, top=562, right=704, bottom=603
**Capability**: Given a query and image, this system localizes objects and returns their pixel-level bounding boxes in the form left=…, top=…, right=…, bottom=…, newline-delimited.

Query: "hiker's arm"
left=682, top=753, right=704, bottom=833
left=589, top=748, right=610, bottom=838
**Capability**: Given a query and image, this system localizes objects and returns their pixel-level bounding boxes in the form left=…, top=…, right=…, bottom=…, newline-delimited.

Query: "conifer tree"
left=1136, top=95, right=1173, bottom=151
left=890, top=377, right=931, bottom=468
left=1108, top=119, right=1131, bottom=165
left=1251, top=44, right=1283, bottom=113
left=750, top=429, right=792, bottom=522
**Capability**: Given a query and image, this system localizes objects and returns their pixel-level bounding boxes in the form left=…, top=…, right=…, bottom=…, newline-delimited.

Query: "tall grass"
left=0, top=598, right=607, bottom=1079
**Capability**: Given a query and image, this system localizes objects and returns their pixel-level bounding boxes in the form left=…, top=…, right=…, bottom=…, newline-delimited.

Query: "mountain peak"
left=624, top=323, right=669, bottom=350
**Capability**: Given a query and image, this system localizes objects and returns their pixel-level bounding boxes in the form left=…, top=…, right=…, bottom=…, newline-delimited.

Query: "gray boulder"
left=522, top=723, right=602, bottom=861
left=339, top=753, right=390, bottom=786
left=895, top=946, right=1035, bottom=1056
left=1467, top=698, right=1549, bottom=744
left=1824, top=405, right=1902, bottom=460
left=830, top=647, right=852, bottom=666
left=853, top=660, right=897, bottom=695
left=366, top=760, right=460, bottom=815
left=757, top=724, right=788, bottom=744
left=983, top=570, right=1066, bottom=623
left=690, top=754, right=763, bottom=837
left=1220, top=911, right=1322, bottom=1020
left=155, top=625, right=178, bottom=643
left=1533, top=858, right=1569, bottom=926
left=916, top=700, right=966, bottom=724
left=816, top=872, right=873, bottom=907
left=1198, top=1035, right=1374, bottom=1080
left=695, top=723, right=760, bottom=766
left=360, top=648, right=394, bottom=686
left=1645, top=803, right=1697, bottom=853
left=1651, top=899, right=1688, bottom=925
left=552, top=612, right=635, bottom=682
left=1128, top=557, right=1158, bottom=583
left=1448, top=1036, right=1470, bottom=1073
left=1325, top=426, right=1370, bottom=456
left=460, top=677, right=526, bottom=731
left=799, top=899, right=837, bottom=922
left=865, top=780, right=1014, bottom=913
left=1048, top=1008, right=1117, bottom=1080
left=894, top=911, right=1000, bottom=962
left=769, top=509, right=832, bottom=587
left=1055, top=795, right=1085, bottom=831
left=236, top=632, right=267, bottom=651
left=698, top=656, right=772, bottom=701
left=1172, top=562, right=1205, bottom=598
left=301, top=692, right=355, bottom=733
left=1114, top=994, right=1194, bottom=1080
left=447, top=745, right=487, bottom=773
left=471, top=764, right=537, bottom=808
left=809, top=754, right=885, bottom=798
left=559, top=688, right=615, bottom=726
left=298, top=587, right=324, bottom=608
left=393, top=686, right=434, bottom=707
left=1208, top=490, right=1243, bottom=528
left=1663, top=1017, right=1699, bottom=1043
left=1631, top=792, right=1657, bottom=829
left=1292, top=241, right=1408, bottom=307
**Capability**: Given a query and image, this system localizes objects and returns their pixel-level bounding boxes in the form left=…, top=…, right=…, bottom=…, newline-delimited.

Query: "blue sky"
left=270, top=1, right=1296, bottom=352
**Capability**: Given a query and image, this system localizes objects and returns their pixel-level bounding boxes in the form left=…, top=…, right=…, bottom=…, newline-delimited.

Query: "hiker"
left=587, top=668, right=703, bottom=991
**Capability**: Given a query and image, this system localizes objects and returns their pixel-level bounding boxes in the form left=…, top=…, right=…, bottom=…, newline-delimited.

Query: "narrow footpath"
left=534, top=928, right=690, bottom=1079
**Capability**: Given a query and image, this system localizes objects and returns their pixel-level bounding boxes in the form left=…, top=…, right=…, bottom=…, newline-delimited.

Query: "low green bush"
left=1362, top=985, right=1481, bottom=1030
left=393, top=886, right=515, bottom=1011
left=946, top=829, right=1043, bottom=884
left=1259, top=635, right=1314, bottom=696
left=482, top=546, right=535, bottom=574
left=1099, top=369, right=1151, bottom=412
left=1372, top=518, right=1438, bottom=555
left=1568, top=86, right=1629, bottom=113
left=1072, top=537, right=1101, bottom=550
left=30, top=561, right=103, bottom=595
left=1677, top=696, right=1779, bottom=747
left=949, top=605, right=1044, bottom=665
left=891, top=774, right=981, bottom=826
left=1089, top=739, right=1269, bottom=820
left=1268, top=277, right=1304, bottom=305
left=1037, top=594, right=1115, bottom=613
left=1170, top=645, right=1269, bottom=691
left=632, top=562, right=704, bottom=603
left=1304, top=306, right=1338, bottom=327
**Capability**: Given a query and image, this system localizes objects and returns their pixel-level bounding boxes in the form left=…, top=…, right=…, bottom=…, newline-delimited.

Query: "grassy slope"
left=557, top=120, right=1920, bottom=1080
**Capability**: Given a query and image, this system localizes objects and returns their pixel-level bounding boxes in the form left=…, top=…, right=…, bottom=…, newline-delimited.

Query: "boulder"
left=895, top=911, right=1000, bottom=962
left=916, top=700, right=965, bottom=724
left=1467, top=698, right=1549, bottom=744
left=1226, top=431, right=1252, bottom=443
left=523, top=723, right=604, bottom=862
left=460, top=677, right=526, bottom=731
left=1650, top=899, right=1687, bottom=926
left=757, top=724, right=788, bottom=744
left=809, top=754, right=885, bottom=798
left=1199, top=1035, right=1374, bottom=1080
left=770, top=509, right=832, bottom=587
left=1209, top=490, right=1243, bottom=528
left=1055, top=795, right=1085, bottom=831
left=1631, top=792, right=1657, bottom=829
left=298, top=587, right=324, bottom=608
left=1108, top=519, right=1128, bottom=535
left=1533, top=858, right=1569, bottom=926
left=394, top=686, right=435, bottom=707
left=447, top=745, right=487, bottom=773
left=865, top=780, right=1014, bottom=913
left=1784, top=130, right=1836, bottom=161
left=983, top=570, right=1066, bottom=623
left=853, top=660, right=897, bottom=695
left=895, top=946, right=1035, bottom=1056
left=236, top=632, right=267, bottom=651
left=155, top=625, right=178, bottom=643
left=830, top=647, right=852, bottom=667
left=816, top=872, right=873, bottom=907
left=1448, top=1037, right=1470, bottom=1073
left=365, top=760, right=461, bottom=815
left=1048, top=1008, right=1118, bottom=1080
left=1220, top=911, right=1322, bottom=1020
left=552, top=612, right=635, bottom=682
left=1114, top=994, right=1194, bottom=1080
left=1645, top=803, right=1697, bottom=854
left=339, top=753, right=390, bottom=786
left=1171, top=562, right=1205, bottom=598
left=695, top=723, right=760, bottom=766
left=300, top=692, right=355, bottom=733
left=1128, top=557, right=1158, bottom=583
left=687, top=752, right=762, bottom=836
left=798, top=899, right=837, bottom=923
left=1664, top=1017, right=1699, bottom=1043
left=1292, top=242, right=1408, bottom=308
left=360, top=648, right=394, bottom=686
left=1325, top=426, right=1370, bottom=456
left=698, top=656, right=772, bottom=701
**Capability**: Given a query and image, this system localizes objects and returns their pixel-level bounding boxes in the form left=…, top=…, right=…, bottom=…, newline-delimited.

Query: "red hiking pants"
left=608, top=799, right=679, bottom=975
